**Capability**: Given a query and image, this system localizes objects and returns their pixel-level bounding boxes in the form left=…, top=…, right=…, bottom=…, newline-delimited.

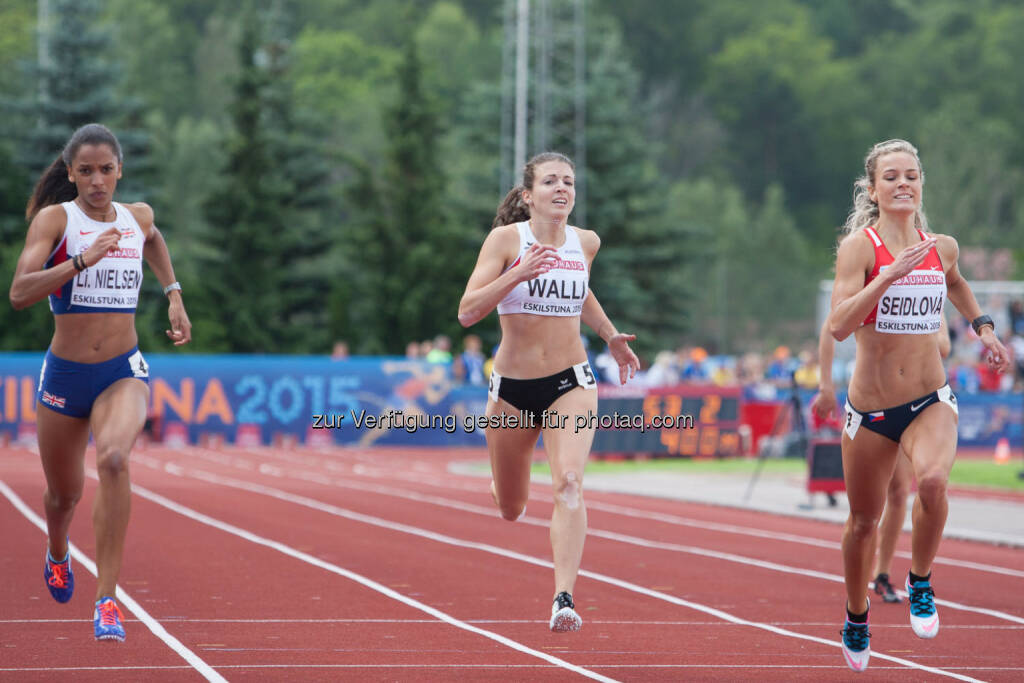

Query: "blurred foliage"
left=1, top=0, right=1023, bottom=358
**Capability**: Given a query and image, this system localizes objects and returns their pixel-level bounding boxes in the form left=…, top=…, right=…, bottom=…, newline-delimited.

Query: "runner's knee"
left=44, top=488, right=81, bottom=512
left=887, top=476, right=911, bottom=502
left=95, top=445, right=130, bottom=478
left=848, top=512, right=879, bottom=541
left=915, top=472, right=947, bottom=508
left=553, top=470, right=583, bottom=510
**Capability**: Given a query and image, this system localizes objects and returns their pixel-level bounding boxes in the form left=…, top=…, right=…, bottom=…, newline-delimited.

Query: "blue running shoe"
left=93, top=597, right=126, bottom=642
left=840, top=617, right=871, bottom=673
left=44, top=548, right=74, bottom=603
left=906, top=575, right=939, bottom=638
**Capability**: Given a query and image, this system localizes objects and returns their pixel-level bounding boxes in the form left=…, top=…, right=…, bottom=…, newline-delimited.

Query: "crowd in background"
left=331, top=299, right=1024, bottom=397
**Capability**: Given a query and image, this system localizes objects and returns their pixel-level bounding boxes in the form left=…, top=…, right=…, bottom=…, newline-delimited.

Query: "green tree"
left=0, top=0, right=153, bottom=350
left=4, top=0, right=149, bottom=196
left=339, top=34, right=474, bottom=353
left=0, top=144, right=52, bottom=351
left=578, top=14, right=688, bottom=356
left=666, top=179, right=819, bottom=352
left=200, top=6, right=334, bottom=353
left=917, top=95, right=1024, bottom=249
left=705, top=11, right=866, bottom=241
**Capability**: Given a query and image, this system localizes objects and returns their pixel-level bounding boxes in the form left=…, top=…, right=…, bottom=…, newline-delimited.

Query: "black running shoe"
left=549, top=591, right=582, bottom=632
left=873, top=573, right=902, bottom=603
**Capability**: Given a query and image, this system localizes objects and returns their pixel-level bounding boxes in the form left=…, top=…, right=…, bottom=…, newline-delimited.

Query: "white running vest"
left=47, top=201, right=145, bottom=314
left=497, top=222, right=589, bottom=316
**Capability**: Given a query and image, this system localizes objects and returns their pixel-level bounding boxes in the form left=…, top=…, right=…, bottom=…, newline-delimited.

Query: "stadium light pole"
left=573, top=0, right=586, bottom=227
left=38, top=0, right=50, bottom=129
left=514, top=0, right=530, bottom=182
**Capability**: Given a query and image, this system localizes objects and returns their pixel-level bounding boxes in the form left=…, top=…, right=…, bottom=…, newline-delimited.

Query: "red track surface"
left=2, top=443, right=1022, bottom=681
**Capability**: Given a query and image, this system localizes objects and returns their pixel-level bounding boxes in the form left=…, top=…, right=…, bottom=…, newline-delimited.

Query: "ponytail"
left=492, top=184, right=530, bottom=228
left=26, top=155, right=76, bottom=221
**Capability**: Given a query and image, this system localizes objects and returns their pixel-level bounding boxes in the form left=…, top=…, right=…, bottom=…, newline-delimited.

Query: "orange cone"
left=994, top=437, right=1011, bottom=464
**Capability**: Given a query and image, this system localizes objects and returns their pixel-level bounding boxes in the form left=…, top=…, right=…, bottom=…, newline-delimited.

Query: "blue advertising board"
left=0, top=353, right=489, bottom=446
left=1, top=353, right=1019, bottom=449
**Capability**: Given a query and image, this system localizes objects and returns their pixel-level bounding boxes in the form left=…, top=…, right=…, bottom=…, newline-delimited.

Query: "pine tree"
left=0, top=0, right=150, bottom=350
left=200, top=5, right=334, bottom=353
left=5, top=0, right=149, bottom=196
left=575, top=14, right=690, bottom=356
left=339, top=34, right=475, bottom=353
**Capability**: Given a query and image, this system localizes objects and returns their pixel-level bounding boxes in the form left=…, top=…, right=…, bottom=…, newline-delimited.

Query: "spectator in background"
left=766, top=345, right=795, bottom=385
left=1009, top=300, right=1024, bottom=337
left=681, top=346, right=710, bottom=382
left=330, top=340, right=349, bottom=361
left=405, top=341, right=421, bottom=359
left=793, top=347, right=820, bottom=390
left=426, top=335, right=452, bottom=363
left=593, top=344, right=619, bottom=384
left=483, top=343, right=498, bottom=382
left=645, top=350, right=680, bottom=387
left=710, top=358, right=737, bottom=387
left=736, top=351, right=765, bottom=385
left=1010, top=336, right=1024, bottom=391
left=456, top=334, right=486, bottom=386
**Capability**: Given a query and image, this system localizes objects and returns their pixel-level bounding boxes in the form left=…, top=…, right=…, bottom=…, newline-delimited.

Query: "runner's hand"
left=886, top=237, right=937, bottom=281
left=811, top=390, right=837, bottom=421
left=608, top=333, right=640, bottom=385
left=514, top=243, right=558, bottom=282
left=81, top=227, right=123, bottom=267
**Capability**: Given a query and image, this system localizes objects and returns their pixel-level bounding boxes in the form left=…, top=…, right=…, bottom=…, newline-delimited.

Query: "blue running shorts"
left=37, top=347, right=150, bottom=418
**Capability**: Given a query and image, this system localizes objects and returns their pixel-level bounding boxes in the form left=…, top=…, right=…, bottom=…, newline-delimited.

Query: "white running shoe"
left=549, top=591, right=582, bottom=632
left=840, top=600, right=870, bottom=673
left=840, top=620, right=870, bottom=673
left=906, top=576, right=939, bottom=638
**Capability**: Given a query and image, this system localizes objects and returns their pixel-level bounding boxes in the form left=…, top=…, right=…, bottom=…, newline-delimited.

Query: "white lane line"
left=204, top=445, right=1024, bottom=580
left=155, top=450, right=1024, bottom=629
left=144, top=460, right=986, bottom=683
left=0, top=479, right=227, bottom=683
left=583, top=500, right=1024, bottom=580
left=118, top=477, right=618, bottom=683
left=15, top=664, right=1018, bottom=672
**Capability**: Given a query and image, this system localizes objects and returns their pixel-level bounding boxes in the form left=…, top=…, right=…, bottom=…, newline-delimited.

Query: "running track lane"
left=188, top=442, right=1024, bottom=621
left=0, top=449, right=616, bottom=681
left=134, top=445, right=1020, bottom=681
left=2, top=445, right=1022, bottom=680
left=158, top=444, right=1024, bottom=679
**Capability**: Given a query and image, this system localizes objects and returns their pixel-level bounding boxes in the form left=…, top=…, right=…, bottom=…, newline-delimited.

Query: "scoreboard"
left=591, top=384, right=743, bottom=457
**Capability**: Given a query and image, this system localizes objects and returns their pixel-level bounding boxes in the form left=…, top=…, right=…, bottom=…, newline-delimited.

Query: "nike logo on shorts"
left=910, top=398, right=932, bottom=412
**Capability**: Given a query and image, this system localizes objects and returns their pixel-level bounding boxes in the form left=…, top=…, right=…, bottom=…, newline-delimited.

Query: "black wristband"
left=971, top=314, right=994, bottom=335
left=72, top=254, right=84, bottom=272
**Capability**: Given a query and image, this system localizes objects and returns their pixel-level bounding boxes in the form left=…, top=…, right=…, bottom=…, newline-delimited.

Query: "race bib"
left=874, top=268, right=946, bottom=334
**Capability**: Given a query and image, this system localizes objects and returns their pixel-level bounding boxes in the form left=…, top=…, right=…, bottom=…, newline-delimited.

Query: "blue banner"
left=0, top=353, right=488, bottom=446
left=0, top=353, right=1019, bottom=449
